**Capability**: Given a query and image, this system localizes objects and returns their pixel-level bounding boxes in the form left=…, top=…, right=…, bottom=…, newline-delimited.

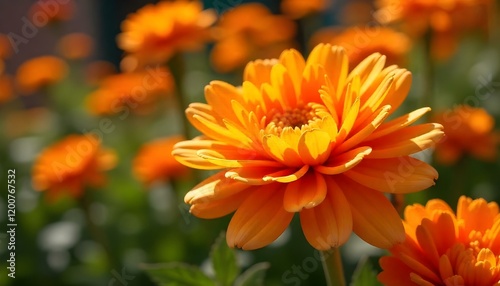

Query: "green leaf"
left=350, top=256, right=383, bottom=286
left=210, top=232, right=240, bottom=286
left=234, top=262, right=270, bottom=286
left=142, top=262, right=216, bottom=286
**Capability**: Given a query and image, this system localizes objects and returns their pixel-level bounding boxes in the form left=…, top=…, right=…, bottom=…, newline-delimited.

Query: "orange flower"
left=173, top=44, right=444, bottom=250
left=0, top=34, right=12, bottom=59
left=311, top=26, right=411, bottom=67
left=15, top=56, right=68, bottom=94
left=433, top=105, right=499, bottom=165
left=86, top=67, right=173, bottom=116
left=379, top=196, right=500, bottom=285
left=117, top=0, right=216, bottom=66
left=281, top=0, right=332, bottom=19
left=0, top=74, right=13, bottom=103
left=57, top=33, right=94, bottom=60
left=133, top=136, right=191, bottom=186
left=28, top=0, right=75, bottom=24
left=375, top=0, right=491, bottom=59
left=210, top=3, right=296, bottom=73
left=32, top=135, right=116, bottom=201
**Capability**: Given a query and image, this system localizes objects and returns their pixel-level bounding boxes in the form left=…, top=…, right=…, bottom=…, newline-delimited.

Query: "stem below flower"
left=321, top=248, right=345, bottom=286
left=168, top=53, right=191, bottom=139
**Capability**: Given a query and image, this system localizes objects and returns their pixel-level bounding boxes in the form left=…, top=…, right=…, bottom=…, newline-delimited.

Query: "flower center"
left=265, top=103, right=321, bottom=135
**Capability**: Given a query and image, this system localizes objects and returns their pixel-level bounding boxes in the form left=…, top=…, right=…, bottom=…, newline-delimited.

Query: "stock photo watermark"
left=6, top=169, right=17, bottom=278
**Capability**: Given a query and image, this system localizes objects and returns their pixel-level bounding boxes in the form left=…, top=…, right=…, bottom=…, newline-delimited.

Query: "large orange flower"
left=433, top=105, right=499, bottom=165
left=32, top=135, right=116, bottom=201
left=15, top=56, right=68, bottom=94
left=379, top=196, right=500, bottom=285
left=133, top=136, right=191, bottom=186
left=210, top=3, right=296, bottom=73
left=173, top=44, right=444, bottom=250
left=86, top=67, right=173, bottom=116
left=117, top=0, right=216, bottom=66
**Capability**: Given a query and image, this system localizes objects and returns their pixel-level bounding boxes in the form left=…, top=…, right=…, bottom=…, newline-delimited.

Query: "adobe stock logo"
left=7, top=0, right=72, bottom=54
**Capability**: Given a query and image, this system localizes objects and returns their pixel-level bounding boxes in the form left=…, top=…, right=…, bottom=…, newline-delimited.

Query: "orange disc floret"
left=133, top=136, right=191, bottom=186
left=379, top=196, right=500, bottom=285
left=172, top=43, right=444, bottom=250
left=15, top=55, right=68, bottom=94
left=210, top=3, right=296, bottom=73
left=311, top=26, right=411, bottom=67
left=433, top=105, right=499, bottom=165
left=117, top=0, right=216, bottom=66
left=86, top=67, right=173, bottom=116
left=32, top=134, right=117, bottom=201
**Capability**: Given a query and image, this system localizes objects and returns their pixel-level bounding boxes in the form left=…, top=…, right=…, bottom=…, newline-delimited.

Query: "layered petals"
left=379, top=196, right=500, bottom=286
left=174, top=43, right=441, bottom=250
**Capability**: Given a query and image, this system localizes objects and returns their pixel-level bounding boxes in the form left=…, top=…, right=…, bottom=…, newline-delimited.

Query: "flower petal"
left=262, top=133, right=302, bottom=166
left=190, top=188, right=250, bottom=219
left=300, top=176, right=352, bottom=250
left=283, top=171, right=327, bottom=212
left=243, top=58, right=277, bottom=87
left=366, top=107, right=431, bottom=141
left=298, top=129, right=332, bottom=165
left=339, top=176, right=405, bottom=249
left=343, top=157, right=438, bottom=193
left=184, top=171, right=251, bottom=204
left=367, top=123, right=444, bottom=158
left=315, top=146, right=372, bottom=175
left=226, top=185, right=294, bottom=250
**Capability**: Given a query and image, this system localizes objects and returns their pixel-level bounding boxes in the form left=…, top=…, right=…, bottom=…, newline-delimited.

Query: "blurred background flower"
left=15, top=55, right=68, bottom=95
left=31, top=134, right=116, bottom=201
left=379, top=196, right=500, bottom=285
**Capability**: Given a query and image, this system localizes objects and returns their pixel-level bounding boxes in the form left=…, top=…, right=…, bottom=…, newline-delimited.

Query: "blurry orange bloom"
left=57, top=33, right=94, bottom=60
left=16, top=55, right=68, bottom=94
left=339, top=0, right=375, bottom=26
left=86, top=67, right=173, bottom=116
left=433, top=105, right=499, bottom=165
left=32, top=135, right=116, bottom=201
left=133, top=136, right=191, bottom=186
left=379, top=196, right=500, bottom=285
left=28, top=0, right=75, bottom=24
left=375, top=0, right=491, bottom=59
left=281, top=0, right=331, bottom=19
left=173, top=44, right=444, bottom=250
left=210, top=3, right=296, bottom=73
left=117, top=1, right=216, bottom=66
left=0, top=74, right=14, bottom=103
left=311, top=26, right=411, bottom=67
left=0, top=34, right=12, bottom=59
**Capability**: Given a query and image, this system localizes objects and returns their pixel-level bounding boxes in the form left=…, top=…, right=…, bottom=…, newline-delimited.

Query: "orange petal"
left=343, top=156, right=438, bottom=193
left=300, top=176, right=352, bottom=250
left=366, top=107, right=431, bottom=141
left=243, top=58, right=277, bottom=87
left=190, top=187, right=250, bottom=219
left=283, top=171, right=327, bottom=212
left=184, top=171, right=251, bottom=204
left=378, top=256, right=414, bottom=286
left=339, top=176, right=405, bottom=248
left=298, top=129, right=332, bottom=165
left=226, top=185, right=294, bottom=250
left=197, top=148, right=282, bottom=168
left=279, top=48, right=305, bottom=93
left=263, top=165, right=309, bottom=183
left=262, top=134, right=302, bottom=166
left=367, top=123, right=444, bottom=158
left=315, top=146, right=372, bottom=175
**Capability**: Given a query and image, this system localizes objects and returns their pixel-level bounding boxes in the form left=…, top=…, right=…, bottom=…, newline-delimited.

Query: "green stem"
left=168, top=53, right=191, bottom=139
left=421, top=28, right=435, bottom=118
left=321, top=248, right=346, bottom=286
